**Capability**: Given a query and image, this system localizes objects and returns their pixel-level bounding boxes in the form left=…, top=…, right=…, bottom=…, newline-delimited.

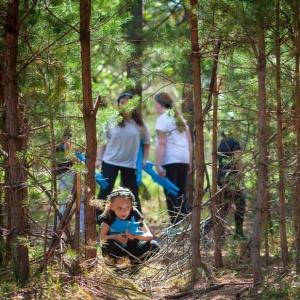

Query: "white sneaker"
left=163, top=227, right=181, bottom=236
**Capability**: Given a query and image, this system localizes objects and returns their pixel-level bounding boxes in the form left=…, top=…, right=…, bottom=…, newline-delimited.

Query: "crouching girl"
left=99, top=187, right=160, bottom=265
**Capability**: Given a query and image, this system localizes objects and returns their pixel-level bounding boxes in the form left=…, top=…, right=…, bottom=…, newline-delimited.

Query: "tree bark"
left=182, top=87, right=194, bottom=209
left=5, top=0, right=30, bottom=285
left=212, top=80, right=224, bottom=268
left=275, top=0, right=289, bottom=269
left=189, top=0, right=208, bottom=281
left=251, top=0, right=268, bottom=284
left=126, top=0, right=143, bottom=98
left=291, top=0, right=300, bottom=274
left=80, top=0, right=97, bottom=260
left=0, top=50, right=4, bottom=268
left=208, top=39, right=223, bottom=268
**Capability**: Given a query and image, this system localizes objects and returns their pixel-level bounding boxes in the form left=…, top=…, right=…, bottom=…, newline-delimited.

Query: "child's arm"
left=100, top=222, right=128, bottom=245
left=125, top=219, right=153, bottom=242
left=143, top=143, right=150, bottom=167
left=155, top=131, right=167, bottom=176
left=96, top=144, right=106, bottom=169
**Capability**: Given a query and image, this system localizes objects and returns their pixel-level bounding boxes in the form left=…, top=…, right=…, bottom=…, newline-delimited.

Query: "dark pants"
left=202, top=172, right=246, bottom=238
left=101, top=239, right=160, bottom=263
left=96, top=162, right=142, bottom=224
left=222, top=189, right=246, bottom=237
left=163, top=163, right=190, bottom=225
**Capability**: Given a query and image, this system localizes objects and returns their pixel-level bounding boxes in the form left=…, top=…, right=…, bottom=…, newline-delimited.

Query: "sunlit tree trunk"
left=5, top=0, right=29, bottom=285
left=275, top=0, right=289, bottom=269
left=189, top=0, right=208, bottom=281
left=251, top=0, right=268, bottom=284
left=80, top=0, right=97, bottom=260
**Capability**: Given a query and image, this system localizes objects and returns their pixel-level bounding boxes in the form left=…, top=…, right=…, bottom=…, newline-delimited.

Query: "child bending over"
left=99, top=187, right=160, bottom=265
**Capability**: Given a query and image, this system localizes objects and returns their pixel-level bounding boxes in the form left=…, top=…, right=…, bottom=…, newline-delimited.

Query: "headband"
left=107, top=188, right=135, bottom=202
left=154, top=94, right=172, bottom=109
left=117, top=92, right=133, bottom=102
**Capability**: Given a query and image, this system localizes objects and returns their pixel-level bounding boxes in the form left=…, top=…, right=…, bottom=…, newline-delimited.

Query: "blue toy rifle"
left=76, top=153, right=109, bottom=190
left=143, top=161, right=180, bottom=196
left=109, top=216, right=144, bottom=247
left=136, top=140, right=143, bottom=186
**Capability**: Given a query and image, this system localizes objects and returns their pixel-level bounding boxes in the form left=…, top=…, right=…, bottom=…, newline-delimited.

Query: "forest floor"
left=140, top=198, right=255, bottom=300
left=4, top=195, right=299, bottom=300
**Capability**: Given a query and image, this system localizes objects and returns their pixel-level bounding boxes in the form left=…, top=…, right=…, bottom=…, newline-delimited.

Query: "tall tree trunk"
left=275, top=0, right=289, bottom=269
left=212, top=79, right=224, bottom=268
left=292, top=0, right=300, bottom=274
left=189, top=0, right=208, bottom=281
left=0, top=51, right=4, bottom=267
left=182, top=87, right=194, bottom=209
left=206, top=39, right=223, bottom=268
left=80, top=0, right=97, bottom=260
left=126, top=0, right=143, bottom=97
left=251, top=0, right=268, bottom=284
left=5, top=0, right=29, bottom=285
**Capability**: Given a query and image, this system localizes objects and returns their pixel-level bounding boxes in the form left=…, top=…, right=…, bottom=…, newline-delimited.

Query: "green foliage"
left=2, top=0, right=300, bottom=294
left=261, top=277, right=300, bottom=299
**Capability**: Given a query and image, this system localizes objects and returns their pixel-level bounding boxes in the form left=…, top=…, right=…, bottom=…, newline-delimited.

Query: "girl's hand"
left=156, top=165, right=166, bottom=177
left=142, top=159, right=147, bottom=168
left=125, top=230, right=136, bottom=241
left=95, top=159, right=102, bottom=169
left=114, top=233, right=128, bottom=244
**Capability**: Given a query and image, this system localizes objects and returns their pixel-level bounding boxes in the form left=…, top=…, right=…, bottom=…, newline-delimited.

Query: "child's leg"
left=126, top=240, right=160, bottom=263
left=101, top=239, right=127, bottom=259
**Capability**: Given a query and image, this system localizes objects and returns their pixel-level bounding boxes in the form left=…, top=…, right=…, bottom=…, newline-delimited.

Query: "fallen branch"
left=164, top=283, right=225, bottom=299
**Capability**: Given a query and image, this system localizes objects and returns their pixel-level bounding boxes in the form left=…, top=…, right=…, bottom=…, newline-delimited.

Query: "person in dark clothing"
left=217, top=133, right=246, bottom=240
left=201, top=131, right=246, bottom=241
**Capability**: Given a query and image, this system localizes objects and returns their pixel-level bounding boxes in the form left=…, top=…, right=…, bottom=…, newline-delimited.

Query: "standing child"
left=96, top=92, right=151, bottom=223
left=99, top=187, right=160, bottom=265
left=153, top=92, right=193, bottom=226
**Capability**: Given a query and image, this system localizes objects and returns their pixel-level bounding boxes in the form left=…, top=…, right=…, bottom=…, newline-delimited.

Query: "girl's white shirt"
left=155, top=111, right=190, bottom=165
left=102, top=118, right=151, bottom=168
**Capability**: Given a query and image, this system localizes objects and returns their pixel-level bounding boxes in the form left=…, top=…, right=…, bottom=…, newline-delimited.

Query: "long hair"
left=154, top=93, right=186, bottom=132
left=117, top=92, right=144, bottom=127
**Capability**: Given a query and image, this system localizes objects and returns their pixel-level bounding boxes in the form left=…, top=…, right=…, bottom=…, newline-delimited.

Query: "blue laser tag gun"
left=76, top=153, right=109, bottom=190
left=143, top=161, right=180, bottom=196
left=109, top=216, right=144, bottom=247
left=136, top=140, right=143, bottom=186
